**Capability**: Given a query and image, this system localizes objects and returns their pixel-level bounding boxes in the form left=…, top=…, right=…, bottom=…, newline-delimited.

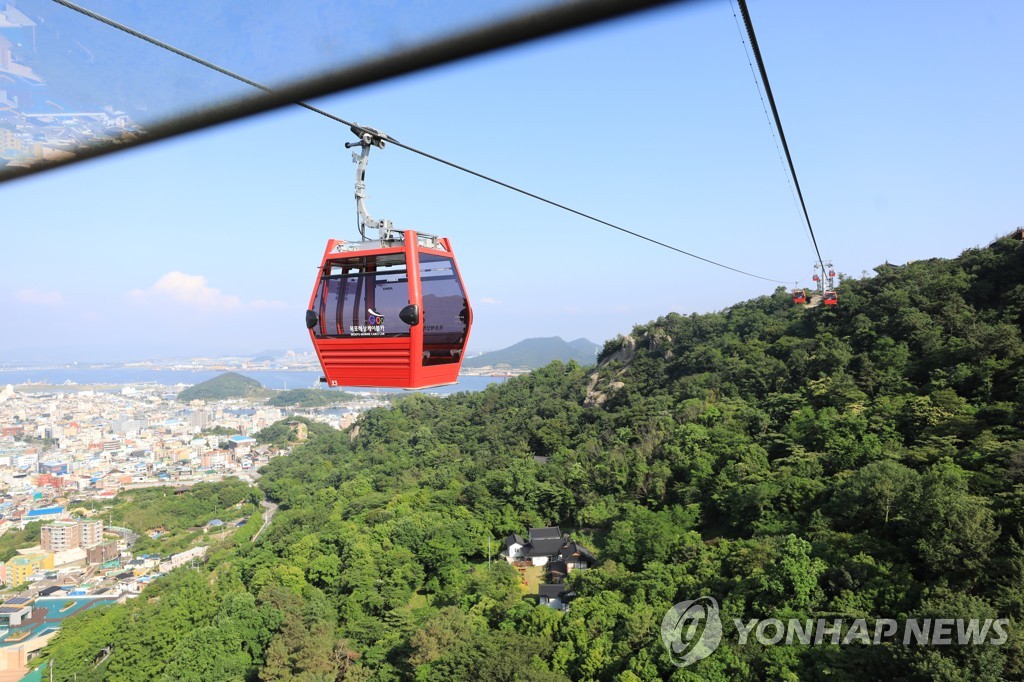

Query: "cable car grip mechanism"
left=346, top=124, right=394, bottom=241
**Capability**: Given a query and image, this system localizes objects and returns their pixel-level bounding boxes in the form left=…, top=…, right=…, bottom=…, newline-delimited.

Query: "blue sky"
left=1, top=1, right=1021, bottom=362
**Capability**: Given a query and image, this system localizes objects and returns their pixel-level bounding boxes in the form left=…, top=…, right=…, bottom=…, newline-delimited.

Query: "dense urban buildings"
left=0, top=375, right=332, bottom=677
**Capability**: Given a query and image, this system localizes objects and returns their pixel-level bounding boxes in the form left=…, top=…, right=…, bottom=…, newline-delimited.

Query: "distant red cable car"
left=305, top=125, right=473, bottom=389
left=792, top=289, right=807, bottom=304
left=306, top=231, right=472, bottom=389
left=823, top=291, right=838, bottom=305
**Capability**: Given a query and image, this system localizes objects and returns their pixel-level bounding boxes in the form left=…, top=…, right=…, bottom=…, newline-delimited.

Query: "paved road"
left=251, top=500, right=279, bottom=542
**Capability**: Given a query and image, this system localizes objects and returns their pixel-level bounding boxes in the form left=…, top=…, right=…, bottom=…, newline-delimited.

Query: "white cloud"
left=15, top=289, right=64, bottom=305
left=479, top=297, right=501, bottom=304
left=129, top=272, right=284, bottom=311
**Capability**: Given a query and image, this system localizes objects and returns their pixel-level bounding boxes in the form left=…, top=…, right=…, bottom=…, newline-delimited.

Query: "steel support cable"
left=52, top=0, right=793, bottom=285
left=382, top=137, right=791, bottom=283
left=729, top=0, right=816, bottom=261
left=736, top=0, right=826, bottom=274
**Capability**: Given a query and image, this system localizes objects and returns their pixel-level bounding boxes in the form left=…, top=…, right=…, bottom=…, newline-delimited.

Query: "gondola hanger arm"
left=345, top=124, right=394, bottom=240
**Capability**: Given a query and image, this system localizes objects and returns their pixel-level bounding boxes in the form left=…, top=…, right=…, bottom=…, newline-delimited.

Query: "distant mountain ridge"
left=250, top=349, right=288, bottom=362
left=462, top=337, right=599, bottom=370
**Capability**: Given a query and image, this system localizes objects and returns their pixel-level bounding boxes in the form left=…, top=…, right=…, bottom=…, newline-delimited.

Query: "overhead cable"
left=736, top=0, right=826, bottom=273
left=729, top=0, right=816, bottom=259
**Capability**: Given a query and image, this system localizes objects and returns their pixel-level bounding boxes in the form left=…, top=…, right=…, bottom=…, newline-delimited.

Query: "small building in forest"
left=500, top=527, right=595, bottom=571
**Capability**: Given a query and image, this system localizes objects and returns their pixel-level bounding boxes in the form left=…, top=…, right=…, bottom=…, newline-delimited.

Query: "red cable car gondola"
left=306, top=231, right=472, bottom=388
left=823, top=291, right=838, bottom=305
left=792, top=289, right=806, bottom=304
left=305, top=126, right=473, bottom=389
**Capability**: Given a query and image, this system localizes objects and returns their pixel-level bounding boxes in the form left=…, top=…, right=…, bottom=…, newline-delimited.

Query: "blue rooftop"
left=4, top=597, right=116, bottom=652
left=26, top=507, right=63, bottom=517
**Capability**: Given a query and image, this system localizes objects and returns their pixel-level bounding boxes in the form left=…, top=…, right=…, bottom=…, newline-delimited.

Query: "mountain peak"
left=463, top=337, right=599, bottom=370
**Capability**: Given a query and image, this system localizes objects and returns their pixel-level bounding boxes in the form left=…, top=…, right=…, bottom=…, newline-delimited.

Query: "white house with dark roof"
left=547, top=540, right=597, bottom=585
left=501, top=526, right=563, bottom=566
left=500, top=526, right=595, bottom=570
left=500, top=526, right=597, bottom=611
left=501, top=533, right=527, bottom=561
left=538, top=583, right=570, bottom=610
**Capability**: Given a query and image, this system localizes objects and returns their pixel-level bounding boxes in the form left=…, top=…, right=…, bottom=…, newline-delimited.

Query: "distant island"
left=177, top=373, right=363, bottom=406
left=462, top=337, right=600, bottom=370
left=177, top=372, right=271, bottom=402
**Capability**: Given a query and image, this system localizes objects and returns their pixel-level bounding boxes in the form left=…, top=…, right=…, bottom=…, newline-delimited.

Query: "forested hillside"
left=177, top=372, right=271, bottom=402
left=37, top=237, right=1024, bottom=680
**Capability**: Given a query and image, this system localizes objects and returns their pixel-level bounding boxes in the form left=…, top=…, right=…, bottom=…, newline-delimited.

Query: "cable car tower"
left=812, top=261, right=838, bottom=306
left=305, top=125, right=473, bottom=389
